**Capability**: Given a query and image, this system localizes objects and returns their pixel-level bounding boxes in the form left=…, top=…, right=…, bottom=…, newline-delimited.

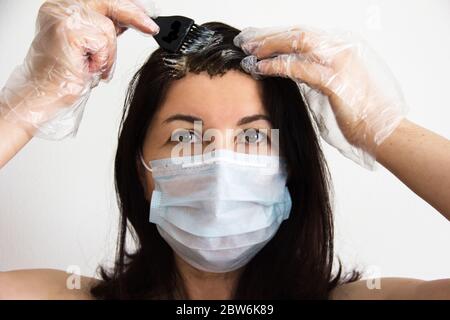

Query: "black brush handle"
left=153, top=15, right=195, bottom=52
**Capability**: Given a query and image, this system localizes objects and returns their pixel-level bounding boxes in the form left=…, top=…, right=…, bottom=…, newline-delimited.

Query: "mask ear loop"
left=140, top=153, right=153, bottom=172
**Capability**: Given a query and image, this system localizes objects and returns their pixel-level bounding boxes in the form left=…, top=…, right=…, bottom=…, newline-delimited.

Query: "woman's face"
left=141, top=70, right=274, bottom=197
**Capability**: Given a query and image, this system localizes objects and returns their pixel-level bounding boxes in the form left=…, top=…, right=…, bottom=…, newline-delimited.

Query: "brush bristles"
left=179, top=24, right=217, bottom=54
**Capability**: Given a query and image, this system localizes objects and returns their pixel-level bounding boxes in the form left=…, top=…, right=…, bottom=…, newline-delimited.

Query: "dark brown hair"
left=90, top=22, right=360, bottom=299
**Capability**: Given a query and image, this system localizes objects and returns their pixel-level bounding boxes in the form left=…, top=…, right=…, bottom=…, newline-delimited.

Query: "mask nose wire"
left=140, top=152, right=153, bottom=172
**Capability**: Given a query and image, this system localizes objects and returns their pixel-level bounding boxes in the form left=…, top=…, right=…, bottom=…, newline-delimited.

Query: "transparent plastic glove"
left=0, top=0, right=159, bottom=139
left=234, top=26, right=408, bottom=170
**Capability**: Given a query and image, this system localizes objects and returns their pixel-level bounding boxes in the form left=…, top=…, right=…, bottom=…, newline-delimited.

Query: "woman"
left=0, top=0, right=449, bottom=299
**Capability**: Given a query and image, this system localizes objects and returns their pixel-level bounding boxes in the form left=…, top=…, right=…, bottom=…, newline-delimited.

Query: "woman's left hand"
left=234, top=26, right=408, bottom=169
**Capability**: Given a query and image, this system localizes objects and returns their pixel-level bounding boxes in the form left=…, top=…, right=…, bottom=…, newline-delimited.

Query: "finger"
left=235, top=27, right=318, bottom=54
left=90, top=0, right=159, bottom=35
left=234, top=26, right=293, bottom=48
left=92, top=13, right=118, bottom=80
left=256, top=54, right=334, bottom=94
left=83, top=31, right=110, bottom=77
left=247, top=30, right=324, bottom=61
left=68, top=24, right=111, bottom=85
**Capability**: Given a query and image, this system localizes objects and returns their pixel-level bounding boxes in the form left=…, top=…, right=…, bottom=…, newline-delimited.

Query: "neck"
left=174, top=254, right=243, bottom=300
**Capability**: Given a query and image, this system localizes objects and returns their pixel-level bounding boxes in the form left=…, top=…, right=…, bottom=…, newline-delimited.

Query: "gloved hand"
left=234, top=26, right=408, bottom=169
left=0, top=0, right=159, bottom=139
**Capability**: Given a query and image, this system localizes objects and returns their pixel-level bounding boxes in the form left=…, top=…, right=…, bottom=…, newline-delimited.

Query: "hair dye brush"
left=153, top=15, right=216, bottom=54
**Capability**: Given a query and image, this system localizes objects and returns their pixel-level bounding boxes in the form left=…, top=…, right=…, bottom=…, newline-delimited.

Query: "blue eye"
left=171, top=129, right=201, bottom=144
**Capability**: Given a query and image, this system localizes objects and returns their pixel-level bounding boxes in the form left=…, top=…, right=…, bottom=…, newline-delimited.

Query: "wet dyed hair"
left=90, top=22, right=360, bottom=299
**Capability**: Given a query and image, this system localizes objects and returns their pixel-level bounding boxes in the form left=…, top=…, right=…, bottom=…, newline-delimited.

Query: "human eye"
left=236, top=128, right=270, bottom=145
left=170, top=129, right=202, bottom=144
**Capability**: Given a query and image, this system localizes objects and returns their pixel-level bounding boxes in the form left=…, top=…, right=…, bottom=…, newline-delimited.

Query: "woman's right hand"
left=0, top=0, right=159, bottom=139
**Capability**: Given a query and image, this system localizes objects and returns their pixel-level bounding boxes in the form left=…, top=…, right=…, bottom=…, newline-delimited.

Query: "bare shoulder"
left=0, top=269, right=100, bottom=300
left=330, top=277, right=450, bottom=300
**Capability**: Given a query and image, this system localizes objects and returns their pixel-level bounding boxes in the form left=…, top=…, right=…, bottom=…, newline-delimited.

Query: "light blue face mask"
left=140, top=149, right=292, bottom=273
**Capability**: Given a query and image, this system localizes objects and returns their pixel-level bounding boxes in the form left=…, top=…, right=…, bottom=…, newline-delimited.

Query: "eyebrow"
left=162, top=113, right=271, bottom=125
left=236, top=114, right=271, bottom=126
left=163, top=114, right=203, bottom=124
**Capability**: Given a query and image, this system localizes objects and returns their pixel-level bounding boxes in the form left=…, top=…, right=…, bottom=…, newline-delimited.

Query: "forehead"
left=154, top=70, right=266, bottom=127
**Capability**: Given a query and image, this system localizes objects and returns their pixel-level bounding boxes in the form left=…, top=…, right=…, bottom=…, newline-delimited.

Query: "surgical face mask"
left=140, top=149, right=292, bottom=273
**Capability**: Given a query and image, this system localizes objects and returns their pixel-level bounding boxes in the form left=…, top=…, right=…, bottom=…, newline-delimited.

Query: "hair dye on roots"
left=162, top=28, right=225, bottom=78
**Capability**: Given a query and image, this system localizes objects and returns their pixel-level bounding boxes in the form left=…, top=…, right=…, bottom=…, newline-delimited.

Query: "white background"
left=0, top=0, right=449, bottom=281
